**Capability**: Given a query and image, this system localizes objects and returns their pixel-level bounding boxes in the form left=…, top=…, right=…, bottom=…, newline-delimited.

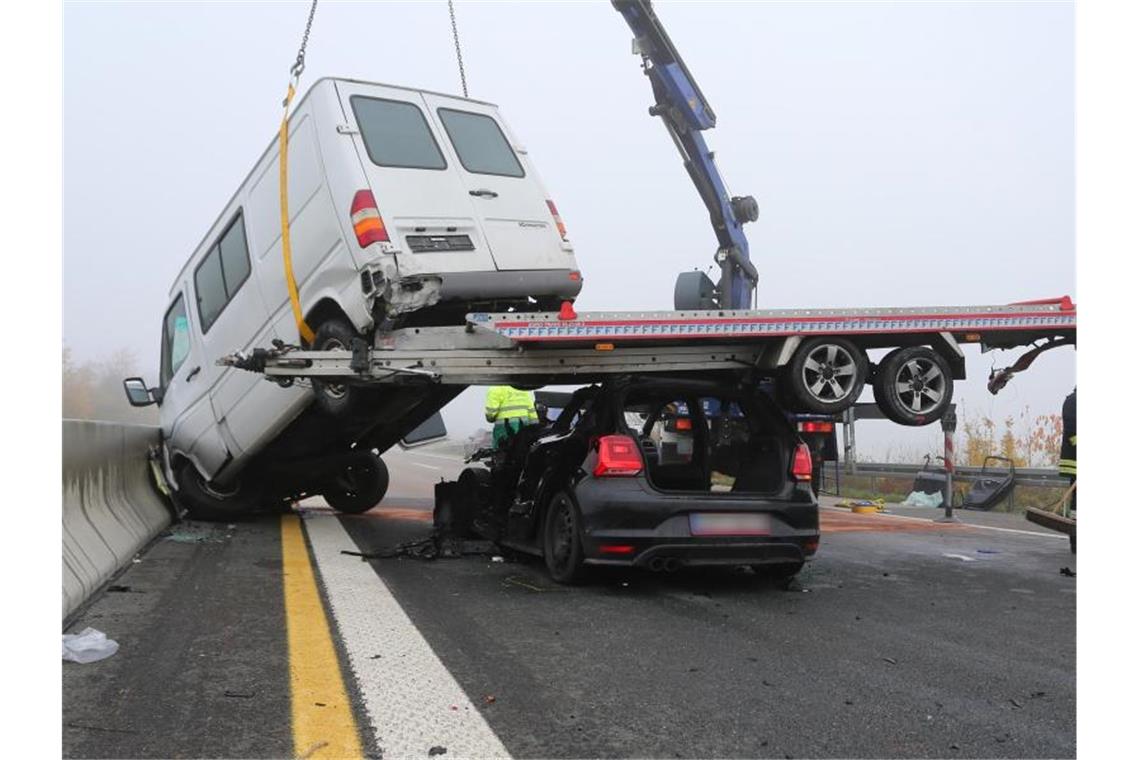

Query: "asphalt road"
left=63, top=444, right=1076, bottom=759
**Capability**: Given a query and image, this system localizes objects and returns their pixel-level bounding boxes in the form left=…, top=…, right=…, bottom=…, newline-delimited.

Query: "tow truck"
left=224, top=0, right=1075, bottom=508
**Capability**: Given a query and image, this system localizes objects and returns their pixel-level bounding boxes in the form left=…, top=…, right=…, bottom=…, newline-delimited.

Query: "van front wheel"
left=312, top=318, right=366, bottom=418
left=175, top=464, right=262, bottom=522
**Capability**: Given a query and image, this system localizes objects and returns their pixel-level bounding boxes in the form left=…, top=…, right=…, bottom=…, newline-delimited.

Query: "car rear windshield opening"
left=351, top=96, right=447, bottom=170
left=623, top=393, right=787, bottom=495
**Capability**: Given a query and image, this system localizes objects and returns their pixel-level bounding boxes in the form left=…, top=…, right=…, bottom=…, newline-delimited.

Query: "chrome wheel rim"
left=801, top=343, right=859, bottom=403
left=893, top=357, right=946, bottom=414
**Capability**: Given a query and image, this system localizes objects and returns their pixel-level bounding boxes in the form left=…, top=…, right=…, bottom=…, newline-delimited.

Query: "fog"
left=63, top=1, right=1074, bottom=458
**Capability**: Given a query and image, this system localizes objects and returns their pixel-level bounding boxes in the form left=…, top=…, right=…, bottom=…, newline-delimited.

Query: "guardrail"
left=837, top=462, right=1067, bottom=489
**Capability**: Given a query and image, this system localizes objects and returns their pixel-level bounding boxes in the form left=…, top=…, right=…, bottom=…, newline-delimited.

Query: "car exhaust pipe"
left=648, top=557, right=666, bottom=572
left=663, top=558, right=680, bottom=573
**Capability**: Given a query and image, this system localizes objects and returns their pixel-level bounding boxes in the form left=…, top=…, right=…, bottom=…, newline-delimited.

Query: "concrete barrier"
left=63, top=420, right=173, bottom=619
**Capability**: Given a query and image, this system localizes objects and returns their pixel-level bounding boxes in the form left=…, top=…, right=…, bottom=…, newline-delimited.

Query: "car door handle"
left=185, top=366, right=201, bottom=382
left=469, top=189, right=498, bottom=199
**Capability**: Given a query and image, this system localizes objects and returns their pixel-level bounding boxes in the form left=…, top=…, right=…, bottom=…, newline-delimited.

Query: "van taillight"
left=792, top=443, right=813, bottom=482
left=351, top=190, right=389, bottom=247
left=546, top=200, right=568, bottom=242
left=593, top=435, right=643, bottom=477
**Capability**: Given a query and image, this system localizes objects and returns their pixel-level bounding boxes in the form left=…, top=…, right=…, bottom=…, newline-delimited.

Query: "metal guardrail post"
left=936, top=408, right=959, bottom=523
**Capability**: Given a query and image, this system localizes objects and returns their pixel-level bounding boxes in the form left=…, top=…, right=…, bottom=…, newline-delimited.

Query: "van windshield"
left=351, top=96, right=447, bottom=170
left=161, top=295, right=190, bottom=387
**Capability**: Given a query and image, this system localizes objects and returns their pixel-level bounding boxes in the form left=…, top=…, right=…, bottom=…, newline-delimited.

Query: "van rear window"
left=351, top=96, right=447, bottom=170
left=437, top=108, right=525, bottom=178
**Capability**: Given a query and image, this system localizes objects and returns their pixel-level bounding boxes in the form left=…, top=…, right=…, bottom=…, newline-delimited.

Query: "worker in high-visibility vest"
left=1059, top=387, right=1076, bottom=512
left=485, top=386, right=540, bottom=447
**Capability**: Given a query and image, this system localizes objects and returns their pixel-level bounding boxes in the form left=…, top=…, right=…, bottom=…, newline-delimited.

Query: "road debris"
left=107, top=584, right=139, bottom=593
left=429, top=746, right=448, bottom=756
left=881, top=657, right=898, bottom=665
left=1009, top=698, right=1023, bottom=709
left=1060, top=567, right=1076, bottom=578
left=483, top=694, right=496, bottom=704
left=63, top=627, right=119, bottom=664
left=298, top=740, right=328, bottom=759
left=943, top=553, right=976, bottom=562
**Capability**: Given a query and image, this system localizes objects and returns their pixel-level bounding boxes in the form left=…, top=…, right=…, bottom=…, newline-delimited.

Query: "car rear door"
left=333, top=81, right=497, bottom=276
left=422, top=93, right=572, bottom=272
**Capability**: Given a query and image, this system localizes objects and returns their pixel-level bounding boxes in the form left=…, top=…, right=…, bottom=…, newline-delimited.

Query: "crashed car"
left=444, top=375, right=820, bottom=583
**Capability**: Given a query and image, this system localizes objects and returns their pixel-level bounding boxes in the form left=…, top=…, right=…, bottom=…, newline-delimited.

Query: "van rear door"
left=333, top=81, right=497, bottom=276
left=421, top=94, right=573, bottom=272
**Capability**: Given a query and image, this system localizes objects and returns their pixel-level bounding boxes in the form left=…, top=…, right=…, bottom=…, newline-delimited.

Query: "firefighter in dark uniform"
left=1059, top=388, right=1076, bottom=512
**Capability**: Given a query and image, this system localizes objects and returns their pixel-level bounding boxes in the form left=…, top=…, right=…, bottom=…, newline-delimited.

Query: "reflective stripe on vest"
left=1058, top=458, right=1077, bottom=476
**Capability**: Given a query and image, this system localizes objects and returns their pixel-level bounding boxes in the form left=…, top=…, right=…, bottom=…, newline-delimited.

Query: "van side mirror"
left=123, top=377, right=160, bottom=407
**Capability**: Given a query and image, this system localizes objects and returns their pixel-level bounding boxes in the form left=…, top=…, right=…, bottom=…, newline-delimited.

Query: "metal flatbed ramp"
left=227, top=298, right=1075, bottom=387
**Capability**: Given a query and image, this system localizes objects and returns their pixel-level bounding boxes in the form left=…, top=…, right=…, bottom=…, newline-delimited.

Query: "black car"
left=451, top=375, right=820, bottom=584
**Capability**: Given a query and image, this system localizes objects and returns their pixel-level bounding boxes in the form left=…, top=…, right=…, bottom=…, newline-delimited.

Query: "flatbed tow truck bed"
left=225, top=298, right=1075, bottom=389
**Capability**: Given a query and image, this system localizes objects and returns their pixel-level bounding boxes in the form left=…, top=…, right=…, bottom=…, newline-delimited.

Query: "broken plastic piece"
left=63, top=627, right=119, bottom=664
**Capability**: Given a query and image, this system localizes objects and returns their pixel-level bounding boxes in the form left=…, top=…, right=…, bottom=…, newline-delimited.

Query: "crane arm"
left=613, top=0, right=759, bottom=309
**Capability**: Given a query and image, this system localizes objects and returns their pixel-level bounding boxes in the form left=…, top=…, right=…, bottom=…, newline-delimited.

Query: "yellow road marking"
left=281, top=515, right=363, bottom=759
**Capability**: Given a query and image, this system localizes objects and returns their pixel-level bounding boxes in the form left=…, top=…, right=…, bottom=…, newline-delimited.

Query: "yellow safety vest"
left=484, top=386, right=539, bottom=425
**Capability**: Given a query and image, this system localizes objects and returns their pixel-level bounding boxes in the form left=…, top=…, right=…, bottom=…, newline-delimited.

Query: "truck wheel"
left=785, top=337, right=868, bottom=414
left=175, top=463, right=262, bottom=522
left=543, top=492, right=587, bottom=584
left=872, top=346, right=954, bottom=426
left=311, top=318, right=365, bottom=418
left=322, top=451, right=389, bottom=514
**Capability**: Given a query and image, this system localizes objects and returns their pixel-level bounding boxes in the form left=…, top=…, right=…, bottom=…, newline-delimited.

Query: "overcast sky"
left=63, top=0, right=1074, bottom=458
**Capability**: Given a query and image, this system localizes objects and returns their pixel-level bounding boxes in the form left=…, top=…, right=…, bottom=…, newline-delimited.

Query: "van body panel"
left=333, top=80, right=498, bottom=277
left=422, top=93, right=572, bottom=271
left=156, top=77, right=583, bottom=490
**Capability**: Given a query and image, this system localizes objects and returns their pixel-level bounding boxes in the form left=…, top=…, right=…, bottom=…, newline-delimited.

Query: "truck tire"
left=785, top=337, right=868, bottom=414
left=175, top=463, right=262, bottom=522
left=311, top=318, right=366, bottom=418
left=872, top=346, right=954, bottom=426
left=322, top=451, right=389, bottom=514
left=543, top=492, right=587, bottom=584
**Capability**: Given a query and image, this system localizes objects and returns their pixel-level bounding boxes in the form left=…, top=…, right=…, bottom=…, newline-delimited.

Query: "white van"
left=124, top=78, right=582, bottom=519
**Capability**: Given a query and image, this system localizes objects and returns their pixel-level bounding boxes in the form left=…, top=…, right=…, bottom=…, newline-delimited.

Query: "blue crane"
left=613, top=0, right=760, bottom=311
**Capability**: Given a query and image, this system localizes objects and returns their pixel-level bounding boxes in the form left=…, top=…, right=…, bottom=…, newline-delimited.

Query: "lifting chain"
left=290, top=0, right=318, bottom=82
left=447, top=0, right=469, bottom=97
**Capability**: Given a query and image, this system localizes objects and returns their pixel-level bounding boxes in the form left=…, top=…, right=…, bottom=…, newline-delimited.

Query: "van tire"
left=322, top=451, right=389, bottom=514
left=175, top=464, right=262, bottom=522
left=312, top=318, right=366, bottom=418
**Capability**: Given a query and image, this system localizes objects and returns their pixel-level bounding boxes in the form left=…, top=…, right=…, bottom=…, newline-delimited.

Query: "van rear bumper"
left=435, top=268, right=582, bottom=302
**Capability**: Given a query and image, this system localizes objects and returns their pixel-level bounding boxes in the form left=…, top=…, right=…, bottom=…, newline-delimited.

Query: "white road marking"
left=820, top=506, right=1067, bottom=540
left=303, top=515, right=510, bottom=759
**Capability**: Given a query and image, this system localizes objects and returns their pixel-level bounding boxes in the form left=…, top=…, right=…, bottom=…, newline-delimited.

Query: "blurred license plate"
left=690, top=513, right=772, bottom=536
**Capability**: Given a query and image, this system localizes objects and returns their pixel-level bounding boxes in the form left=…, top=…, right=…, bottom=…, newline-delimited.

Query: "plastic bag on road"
left=63, top=627, right=119, bottom=663
left=901, top=490, right=943, bottom=508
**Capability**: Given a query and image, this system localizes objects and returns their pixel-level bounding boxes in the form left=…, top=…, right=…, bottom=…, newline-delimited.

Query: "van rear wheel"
left=312, top=318, right=366, bottom=418
left=322, top=451, right=389, bottom=514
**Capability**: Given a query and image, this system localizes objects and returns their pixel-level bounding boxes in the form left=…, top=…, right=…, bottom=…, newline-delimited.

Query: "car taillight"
left=675, top=418, right=693, bottom=431
left=791, top=442, right=813, bottom=482
left=546, top=199, right=568, bottom=242
left=351, top=190, right=389, bottom=247
left=593, top=435, right=643, bottom=477
left=797, top=421, right=834, bottom=434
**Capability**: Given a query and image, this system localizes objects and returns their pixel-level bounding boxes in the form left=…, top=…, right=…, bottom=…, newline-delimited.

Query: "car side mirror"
left=123, top=377, right=159, bottom=407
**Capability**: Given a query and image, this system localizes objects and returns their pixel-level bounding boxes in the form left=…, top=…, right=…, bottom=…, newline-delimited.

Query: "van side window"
left=350, top=96, right=447, bottom=170
left=161, top=294, right=191, bottom=387
left=194, top=212, right=252, bottom=333
left=437, top=108, right=525, bottom=178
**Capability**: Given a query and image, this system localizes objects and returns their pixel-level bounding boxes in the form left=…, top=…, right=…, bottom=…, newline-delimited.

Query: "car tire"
left=872, top=346, right=954, bottom=426
left=785, top=337, right=869, bottom=414
left=175, top=463, right=262, bottom=522
left=311, top=318, right=366, bottom=418
left=543, top=492, right=587, bottom=584
left=322, top=451, right=389, bottom=514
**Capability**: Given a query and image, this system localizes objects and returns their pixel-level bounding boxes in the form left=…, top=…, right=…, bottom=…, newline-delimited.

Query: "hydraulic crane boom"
left=613, top=0, right=760, bottom=310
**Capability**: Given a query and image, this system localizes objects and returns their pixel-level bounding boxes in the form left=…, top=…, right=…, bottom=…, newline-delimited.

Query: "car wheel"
left=175, top=463, right=262, bottom=522
left=311, top=318, right=365, bottom=418
left=543, top=492, right=587, bottom=584
left=872, top=346, right=954, bottom=426
left=785, top=337, right=869, bottom=414
left=322, top=451, right=389, bottom=514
